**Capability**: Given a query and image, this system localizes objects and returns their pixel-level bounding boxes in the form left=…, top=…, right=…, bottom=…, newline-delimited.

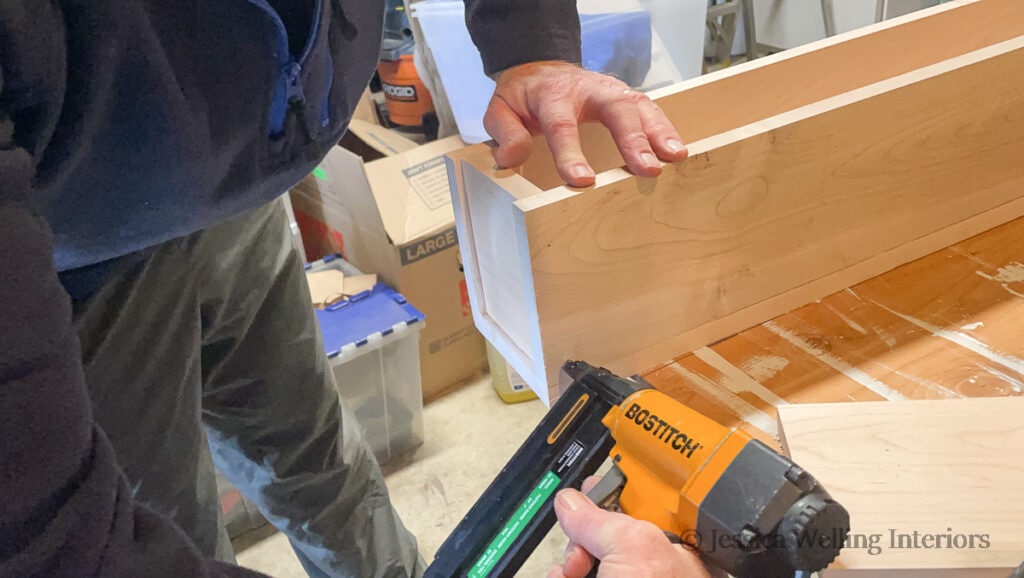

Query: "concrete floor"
left=234, top=375, right=576, bottom=577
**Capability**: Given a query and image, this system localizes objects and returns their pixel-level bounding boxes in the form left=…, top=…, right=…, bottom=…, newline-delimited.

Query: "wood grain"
left=515, top=0, right=1024, bottom=190
left=777, top=397, right=1024, bottom=574
left=512, top=38, right=1024, bottom=398
left=644, top=217, right=1024, bottom=438
left=449, top=6, right=1024, bottom=403
left=640, top=215, right=1024, bottom=572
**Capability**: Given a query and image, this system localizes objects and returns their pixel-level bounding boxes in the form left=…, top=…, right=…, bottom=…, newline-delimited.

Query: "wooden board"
left=515, top=0, right=1024, bottom=191
left=523, top=37, right=1024, bottom=398
left=777, top=397, right=1024, bottom=575
left=306, top=270, right=346, bottom=308
left=449, top=12, right=1024, bottom=404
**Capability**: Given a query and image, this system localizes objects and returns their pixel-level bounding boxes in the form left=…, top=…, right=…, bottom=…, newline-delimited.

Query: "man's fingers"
left=554, top=487, right=714, bottom=578
left=483, top=95, right=533, bottom=169
left=593, top=90, right=662, bottom=178
left=561, top=542, right=595, bottom=578
left=537, top=101, right=595, bottom=188
left=546, top=565, right=566, bottom=578
left=638, top=99, right=688, bottom=163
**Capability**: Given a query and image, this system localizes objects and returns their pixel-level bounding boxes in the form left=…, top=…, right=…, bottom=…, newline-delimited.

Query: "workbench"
left=640, top=215, right=1024, bottom=446
left=639, top=210, right=1024, bottom=578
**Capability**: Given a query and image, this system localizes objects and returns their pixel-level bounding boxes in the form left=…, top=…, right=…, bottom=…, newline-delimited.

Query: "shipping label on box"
left=402, top=156, right=451, bottom=210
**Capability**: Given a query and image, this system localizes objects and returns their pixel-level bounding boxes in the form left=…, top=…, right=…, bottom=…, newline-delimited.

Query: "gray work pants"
left=71, top=201, right=424, bottom=577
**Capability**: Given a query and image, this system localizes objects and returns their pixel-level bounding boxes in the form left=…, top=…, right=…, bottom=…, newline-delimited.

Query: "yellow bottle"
left=485, top=341, right=537, bottom=404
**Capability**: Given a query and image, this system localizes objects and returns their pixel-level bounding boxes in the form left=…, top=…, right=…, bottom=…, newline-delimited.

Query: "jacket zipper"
left=285, top=62, right=305, bottom=104
left=247, top=0, right=330, bottom=137
left=321, top=49, right=334, bottom=127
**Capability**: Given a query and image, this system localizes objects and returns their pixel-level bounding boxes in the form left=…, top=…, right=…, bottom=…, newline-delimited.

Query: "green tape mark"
left=468, top=471, right=561, bottom=578
left=312, top=166, right=328, bottom=181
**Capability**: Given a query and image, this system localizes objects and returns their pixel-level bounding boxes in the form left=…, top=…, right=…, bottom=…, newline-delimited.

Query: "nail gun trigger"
left=585, top=462, right=627, bottom=512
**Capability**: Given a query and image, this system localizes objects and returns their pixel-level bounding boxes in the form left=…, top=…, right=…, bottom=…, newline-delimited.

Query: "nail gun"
left=425, top=360, right=850, bottom=578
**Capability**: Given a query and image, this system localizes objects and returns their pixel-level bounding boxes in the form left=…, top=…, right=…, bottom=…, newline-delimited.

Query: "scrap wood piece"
left=307, top=270, right=380, bottom=310
left=777, top=397, right=1024, bottom=576
left=343, top=274, right=378, bottom=296
left=307, top=269, right=347, bottom=308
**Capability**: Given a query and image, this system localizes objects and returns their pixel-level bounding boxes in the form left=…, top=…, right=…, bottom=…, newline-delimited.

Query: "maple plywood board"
left=513, top=0, right=1024, bottom=191
left=451, top=32, right=1024, bottom=404
left=777, top=397, right=1024, bottom=574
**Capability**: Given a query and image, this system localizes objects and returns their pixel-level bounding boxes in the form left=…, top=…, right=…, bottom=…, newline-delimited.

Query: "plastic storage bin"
left=308, top=255, right=426, bottom=464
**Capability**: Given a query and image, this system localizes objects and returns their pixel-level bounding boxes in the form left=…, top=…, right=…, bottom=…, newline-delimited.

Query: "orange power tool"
left=377, top=0, right=434, bottom=130
left=425, top=361, right=850, bottom=578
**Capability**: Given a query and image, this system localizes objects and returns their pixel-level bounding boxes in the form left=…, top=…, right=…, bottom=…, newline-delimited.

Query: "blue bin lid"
left=314, top=283, right=425, bottom=359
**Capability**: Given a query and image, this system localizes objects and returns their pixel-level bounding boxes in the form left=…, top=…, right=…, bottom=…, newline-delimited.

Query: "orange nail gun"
left=425, top=360, right=850, bottom=578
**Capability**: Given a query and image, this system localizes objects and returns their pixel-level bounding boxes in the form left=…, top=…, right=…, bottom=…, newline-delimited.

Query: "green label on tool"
left=312, top=166, right=328, bottom=181
left=468, top=471, right=562, bottom=578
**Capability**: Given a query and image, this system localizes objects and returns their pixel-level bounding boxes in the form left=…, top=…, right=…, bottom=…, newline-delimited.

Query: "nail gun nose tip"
left=560, top=360, right=588, bottom=380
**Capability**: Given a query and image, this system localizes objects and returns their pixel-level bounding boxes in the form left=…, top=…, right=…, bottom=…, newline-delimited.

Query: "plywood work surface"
left=777, top=397, right=1024, bottom=573
left=639, top=216, right=1024, bottom=573
left=640, top=216, right=1024, bottom=446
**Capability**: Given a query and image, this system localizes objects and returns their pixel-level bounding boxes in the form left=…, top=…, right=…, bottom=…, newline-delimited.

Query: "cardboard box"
left=290, top=122, right=487, bottom=400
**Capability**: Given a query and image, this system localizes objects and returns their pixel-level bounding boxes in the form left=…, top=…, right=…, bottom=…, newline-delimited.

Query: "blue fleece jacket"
left=0, top=1, right=579, bottom=575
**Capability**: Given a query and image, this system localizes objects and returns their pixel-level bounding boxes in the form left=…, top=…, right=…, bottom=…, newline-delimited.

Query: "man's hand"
left=547, top=480, right=712, bottom=578
left=484, top=61, right=688, bottom=188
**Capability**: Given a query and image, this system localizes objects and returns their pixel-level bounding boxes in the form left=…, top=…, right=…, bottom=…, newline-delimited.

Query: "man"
left=0, top=1, right=687, bottom=577
left=549, top=484, right=713, bottom=578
